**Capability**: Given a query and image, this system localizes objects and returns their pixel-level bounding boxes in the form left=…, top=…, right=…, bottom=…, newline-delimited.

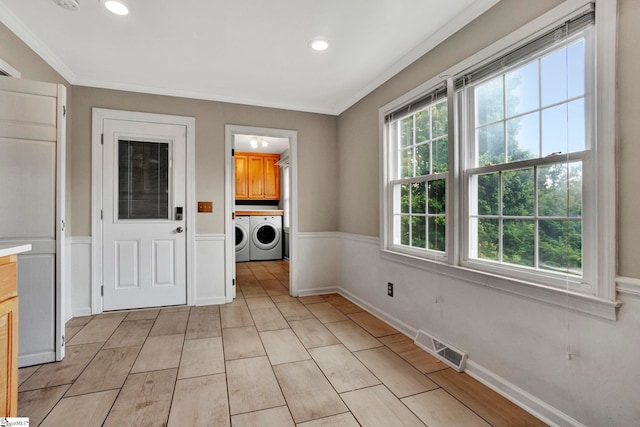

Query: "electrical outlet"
left=387, top=282, right=394, bottom=297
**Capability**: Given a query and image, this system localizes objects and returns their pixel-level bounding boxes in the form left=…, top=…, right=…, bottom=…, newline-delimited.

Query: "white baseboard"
left=195, top=296, right=227, bottom=306
left=297, top=286, right=340, bottom=297
left=71, top=307, right=92, bottom=318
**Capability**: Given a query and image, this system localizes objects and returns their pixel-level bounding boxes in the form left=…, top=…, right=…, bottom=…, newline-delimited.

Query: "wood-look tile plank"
left=231, top=406, right=295, bottom=427
left=341, top=384, right=425, bottom=427
left=271, top=295, right=296, bottom=303
left=167, top=374, right=230, bottom=427
left=297, top=295, right=326, bottom=305
left=296, top=412, right=361, bottom=427
left=66, top=316, right=93, bottom=327
left=124, top=308, right=160, bottom=321
left=305, top=303, right=349, bottom=323
left=66, top=345, right=141, bottom=396
left=251, top=307, right=289, bottom=331
left=19, top=343, right=102, bottom=391
left=275, top=301, right=314, bottom=321
left=226, top=356, right=286, bottom=415
left=95, top=311, right=128, bottom=319
left=260, top=279, right=286, bottom=291
left=67, top=317, right=123, bottom=345
left=65, top=325, right=83, bottom=342
left=354, top=347, right=438, bottom=398
left=221, top=306, right=254, bottom=328
left=186, top=305, right=222, bottom=339
left=178, top=337, right=225, bottom=379
left=254, top=271, right=276, bottom=281
left=160, top=306, right=191, bottom=312
left=149, top=310, right=189, bottom=336
left=223, top=326, right=265, bottom=360
left=335, top=302, right=365, bottom=315
left=131, top=334, right=184, bottom=373
left=246, top=296, right=276, bottom=310
left=17, top=384, right=70, bottom=426
left=324, top=321, right=383, bottom=352
left=260, top=329, right=311, bottom=365
left=289, top=318, right=341, bottom=349
left=40, top=390, right=119, bottom=427
left=427, top=369, right=547, bottom=427
left=267, top=287, right=290, bottom=296
left=348, top=312, right=398, bottom=337
left=379, top=334, right=446, bottom=374
left=103, top=319, right=154, bottom=349
left=17, top=365, right=39, bottom=387
left=273, top=360, right=348, bottom=423
left=103, top=369, right=177, bottom=427
left=402, top=389, right=491, bottom=427
left=322, top=294, right=350, bottom=306
left=226, top=297, right=248, bottom=307
left=309, top=344, right=380, bottom=393
left=242, top=285, right=269, bottom=298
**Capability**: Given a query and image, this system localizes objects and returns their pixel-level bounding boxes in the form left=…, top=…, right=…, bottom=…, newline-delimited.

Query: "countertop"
left=0, top=244, right=32, bottom=258
left=236, top=210, right=284, bottom=216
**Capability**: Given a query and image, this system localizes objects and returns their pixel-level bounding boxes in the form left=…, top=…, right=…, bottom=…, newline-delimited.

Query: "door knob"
left=176, top=226, right=184, bottom=233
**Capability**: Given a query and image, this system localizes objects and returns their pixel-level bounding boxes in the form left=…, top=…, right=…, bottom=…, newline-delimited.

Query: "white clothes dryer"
left=249, top=215, right=282, bottom=260
left=235, top=216, right=250, bottom=262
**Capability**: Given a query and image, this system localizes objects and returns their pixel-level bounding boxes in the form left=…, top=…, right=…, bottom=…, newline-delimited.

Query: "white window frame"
left=380, top=0, right=619, bottom=320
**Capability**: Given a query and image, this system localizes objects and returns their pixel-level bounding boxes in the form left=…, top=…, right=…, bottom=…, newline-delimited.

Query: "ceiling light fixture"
left=261, top=141, right=269, bottom=148
left=250, top=139, right=258, bottom=148
left=309, top=38, right=329, bottom=52
left=100, top=0, right=129, bottom=15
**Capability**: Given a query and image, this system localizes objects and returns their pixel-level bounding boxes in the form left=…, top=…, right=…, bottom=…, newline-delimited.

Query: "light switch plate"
left=198, top=201, right=213, bottom=213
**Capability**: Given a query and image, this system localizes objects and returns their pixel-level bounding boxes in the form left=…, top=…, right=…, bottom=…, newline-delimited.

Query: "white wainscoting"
left=194, top=234, right=227, bottom=306
left=295, top=232, right=340, bottom=296
left=67, top=237, right=92, bottom=320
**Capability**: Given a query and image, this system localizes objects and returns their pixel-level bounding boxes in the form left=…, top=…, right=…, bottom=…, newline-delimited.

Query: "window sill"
left=380, top=249, right=621, bottom=321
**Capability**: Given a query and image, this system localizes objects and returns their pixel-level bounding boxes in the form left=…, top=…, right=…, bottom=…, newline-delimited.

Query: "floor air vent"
left=415, top=330, right=467, bottom=372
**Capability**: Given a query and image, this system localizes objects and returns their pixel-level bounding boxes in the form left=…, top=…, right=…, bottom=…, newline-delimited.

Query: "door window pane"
left=118, top=140, right=170, bottom=220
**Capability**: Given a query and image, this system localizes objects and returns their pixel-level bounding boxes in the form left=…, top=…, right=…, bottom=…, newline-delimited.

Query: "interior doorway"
left=224, top=125, right=298, bottom=302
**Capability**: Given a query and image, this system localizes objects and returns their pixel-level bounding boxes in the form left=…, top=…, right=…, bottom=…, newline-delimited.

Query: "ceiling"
left=0, top=0, right=498, bottom=115
left=234, top=134, right=289, bottom=154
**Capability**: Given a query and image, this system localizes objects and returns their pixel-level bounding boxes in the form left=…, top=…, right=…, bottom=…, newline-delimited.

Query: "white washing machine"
left=250, top=215, right=283, bottom=260
left=235, top=216, right=250, bottom=262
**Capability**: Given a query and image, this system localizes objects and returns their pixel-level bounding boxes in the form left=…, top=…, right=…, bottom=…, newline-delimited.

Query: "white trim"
left=194, top=297, right=227, bottom=306
left=71, top=307, right=92, bottom=318
left=0, top=57, right=20, bottom=78
left=297, top=287, right=341, bottom=297
left=195, top=234, right=226, bottom=242
left=55, top=84, right=66, bottom=361
left=616, top=277, right=640, bottom=297
left=297, top=231, right=342, bottom=240
left=225, top=125, right=299, bottom=301
left=91, top=108, right=196, bottom=314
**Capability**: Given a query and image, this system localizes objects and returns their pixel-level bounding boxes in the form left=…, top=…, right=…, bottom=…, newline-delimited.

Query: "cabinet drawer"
left=0, top=262, right=16, bottom=302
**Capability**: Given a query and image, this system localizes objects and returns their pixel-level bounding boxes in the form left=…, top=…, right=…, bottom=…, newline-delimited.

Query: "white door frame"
left=91, top=108, right=196, bottom=313
left=224, top=125, right=298, bottom=300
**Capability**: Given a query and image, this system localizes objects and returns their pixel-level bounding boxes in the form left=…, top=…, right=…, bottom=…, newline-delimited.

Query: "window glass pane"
left=506, top=61, right=539, bottom=116
left=507, top=112, right=539, bottom=161
left=412, top=216, right=426, bottom=248
left=428, top=216, right=446, bottom=252
left=477, top=218, right=499, bottom=261
left=538, top=162, right=582, bottom=217
left=541, top=104, right=568, bottom=156
left=400, top=216, right=410, bottom=246
left=539, top=220, right=582, bottom=275
left=502, top=168, right=534, bottom=216
left=415, top=110, right=430, bottom=143
left=400, top=184, right=410, bottom=214
left=477, top=122, right=505, bottom=165
left=400, top=116, right=413, bottom=147
left=415, top=143, right=430, bottom=176
left=433, top=137, right=448, bottom=173
left=503, top=219, right=535, bottom=267
left=477, top=172, right=500, bottom=215
left=428, top=179, right=446, bottom=215
left=400, top=148, right=414, bottom=178
left=476, top=76, right=504, bottom=125
left=567, top=40, right=585, bottom=98
left=118, top=140, right=169, bottom=220
left=567, top=98, right=585, bottom=152
left=411, top=182, right=425, bottom=214
left=432, top=101, right=448, bottom=138
left=541, top=48, right=567, bottom=107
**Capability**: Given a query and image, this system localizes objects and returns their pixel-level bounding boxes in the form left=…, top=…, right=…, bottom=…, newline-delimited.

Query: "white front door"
left=102, top=119, right=187, bottom=310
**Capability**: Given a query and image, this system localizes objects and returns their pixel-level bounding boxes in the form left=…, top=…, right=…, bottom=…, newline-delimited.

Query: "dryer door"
left=235, top=225, right=248, bottom=251
left=253, top=223, right=280, bottom=250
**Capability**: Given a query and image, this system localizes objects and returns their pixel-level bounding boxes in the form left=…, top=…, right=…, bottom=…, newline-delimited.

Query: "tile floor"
left=17, top=260, right=547, bottom=426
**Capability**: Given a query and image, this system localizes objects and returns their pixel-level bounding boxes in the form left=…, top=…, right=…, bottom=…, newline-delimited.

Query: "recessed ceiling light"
left=309, top=38, right=329, bottom=52
left=100, top=0, right=129, bottom=15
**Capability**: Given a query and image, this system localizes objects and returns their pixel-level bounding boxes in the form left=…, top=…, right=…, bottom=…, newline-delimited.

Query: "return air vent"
left=52, top=0, right=80, bottom=11
left=415, top=330, right=467, bottom=372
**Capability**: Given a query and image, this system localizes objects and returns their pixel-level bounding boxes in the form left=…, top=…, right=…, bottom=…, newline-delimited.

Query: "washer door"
left=235, top=225, right=248, bottom=251
left=252, top=223, right=280, bottom=250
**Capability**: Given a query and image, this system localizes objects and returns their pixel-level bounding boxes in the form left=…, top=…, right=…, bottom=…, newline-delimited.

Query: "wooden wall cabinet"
left=0, top=254, right=18, bottom=417
left=235, top=152, right=280, bottom=200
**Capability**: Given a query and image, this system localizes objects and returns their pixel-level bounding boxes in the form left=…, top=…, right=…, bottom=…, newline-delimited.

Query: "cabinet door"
left=234, top=155, right=249, bottom=199
left=263, top=155, right=280, bottom=200
left=0, top=297, right=18, bottom=417
left=248, top=156, right=265, bottom=199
